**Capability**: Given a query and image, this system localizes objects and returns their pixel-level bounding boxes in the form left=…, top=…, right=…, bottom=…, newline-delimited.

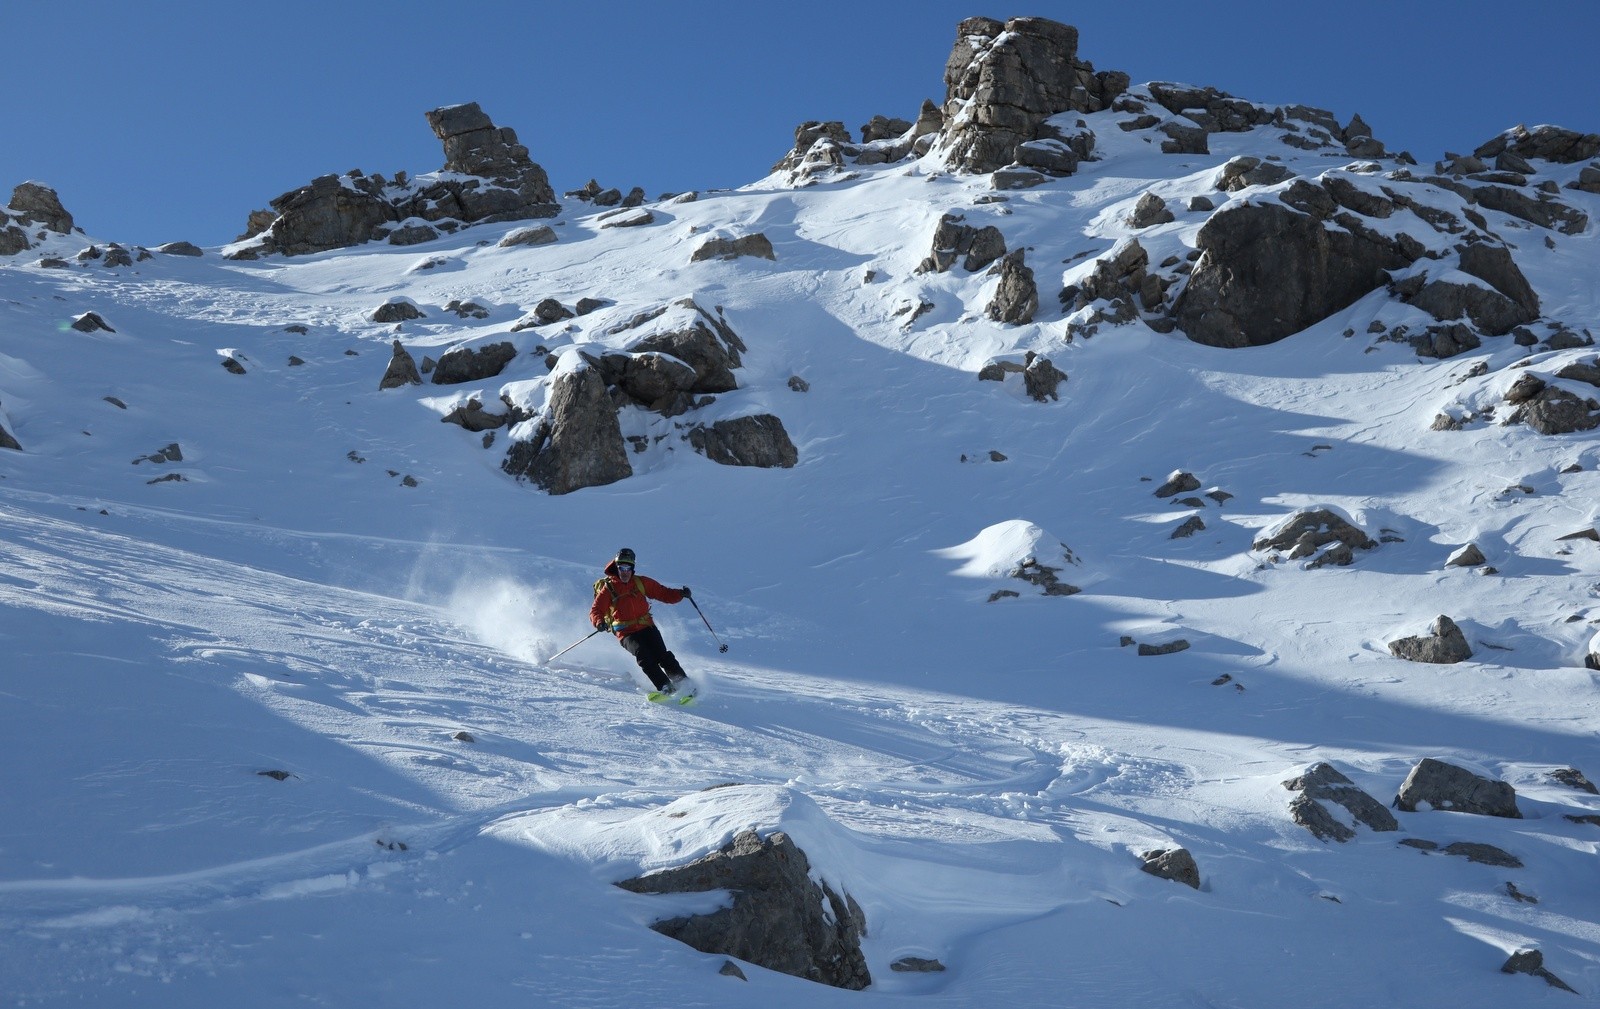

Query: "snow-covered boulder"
left=616, top=830, right=871, bottom=991
left=1393, top=758, right=1520, bottom=818
left=1282, top=762, right=1398, bottom=842
left=937, top=520, right=1082, bottom=600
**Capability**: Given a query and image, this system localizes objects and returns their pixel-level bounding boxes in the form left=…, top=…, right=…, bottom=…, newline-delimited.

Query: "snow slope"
left=3, top=87, right=1600, bottom=1007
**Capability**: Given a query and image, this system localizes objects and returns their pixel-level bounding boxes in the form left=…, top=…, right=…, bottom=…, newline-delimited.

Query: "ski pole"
left=547, top=627, right=604, bottom=663
left=687, top=596, right=729, bottom=653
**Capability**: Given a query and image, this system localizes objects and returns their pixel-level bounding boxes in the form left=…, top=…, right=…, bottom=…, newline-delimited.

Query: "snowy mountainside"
left=4, top=43, right=1600, bottom=1009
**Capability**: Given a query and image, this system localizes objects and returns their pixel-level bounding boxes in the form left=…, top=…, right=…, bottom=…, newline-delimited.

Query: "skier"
left=590, top=548, right=694, bottom=696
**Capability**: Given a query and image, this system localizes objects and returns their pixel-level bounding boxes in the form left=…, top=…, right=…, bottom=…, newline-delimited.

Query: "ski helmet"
left=614, top=548, right=636, bottom=566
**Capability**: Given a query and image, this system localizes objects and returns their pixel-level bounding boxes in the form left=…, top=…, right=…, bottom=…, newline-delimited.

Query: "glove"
left=680, top=586, right=692, bottom=598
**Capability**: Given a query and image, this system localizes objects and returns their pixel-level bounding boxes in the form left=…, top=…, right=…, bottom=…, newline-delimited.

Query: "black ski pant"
left=619, top=625, right=686, bottom=690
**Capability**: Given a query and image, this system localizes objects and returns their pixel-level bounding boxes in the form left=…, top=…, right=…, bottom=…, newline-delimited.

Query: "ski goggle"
left=616, top=563, right=634, bottom=572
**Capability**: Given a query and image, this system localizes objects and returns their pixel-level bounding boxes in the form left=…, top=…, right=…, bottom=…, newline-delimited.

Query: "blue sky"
left=5, top=1, right=1596, bottom=247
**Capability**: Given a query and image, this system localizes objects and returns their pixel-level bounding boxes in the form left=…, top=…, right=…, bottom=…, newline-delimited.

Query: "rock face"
left=1, top=182, right=77, bottom=256
left=986, top=250, right=1038, bottom=324
left=936, top=16, right=1128, bottom=175
left=918, top=213, right=1007, bottom=274
left=431, top=341, right=517, bottom=385
left=1388, top=615, right=1473, bottom=664
left=1174, top=180, right=1417, bottom=348
left=233, top=102, right=557, bottom=258
left=498, top=300, right=795, bottom=492
left=502, top=365, right=631, bottom=495
left=688, top=415, right=799, bottom=468
left=1282, top=762, right=1399, bottom=841
left=616, top=830, right=871, bottom=991
left=1501, top=949, right=1578, bottom=993
left=1393, top=758, right=1521, bottom=818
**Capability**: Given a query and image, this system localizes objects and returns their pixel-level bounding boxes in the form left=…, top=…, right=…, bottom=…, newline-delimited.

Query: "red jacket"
left=590, top=560, right=684, bottom=637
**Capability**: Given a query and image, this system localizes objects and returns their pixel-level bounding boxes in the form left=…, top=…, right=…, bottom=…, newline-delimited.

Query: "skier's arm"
left=640, top=577, right=684, bottom=604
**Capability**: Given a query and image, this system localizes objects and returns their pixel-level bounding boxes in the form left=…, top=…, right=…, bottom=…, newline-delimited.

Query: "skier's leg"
left=620, top=631, right=671, bottom=690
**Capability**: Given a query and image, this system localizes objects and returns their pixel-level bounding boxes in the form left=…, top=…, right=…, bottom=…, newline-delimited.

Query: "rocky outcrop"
left=1282, top=762, right=1398, bottom=841
left=502, top=365, right=632, bottom=495
left=1388, top=615, right=1473, bottom=664
left=378, top=341, right=422, bottom=390
left=431, top=341, right=517, bottom=385
left=690, top=234, right=776, bottom=263
left=231, top=102, right=557, bottom=258
left=1253, top=508, right=1376, bottom=565
left=1393, top=758, right=1520, bottom=818
left=616, top=830, right=871, bottom=991
left=1475, top=124, right=1600, bottom=165
left=687, top=415, right=799, bottom=468
left=1174, top=179, right=1419, bottom=348
left=986, top=250, right=1038, bottom=324
left=1, top=182, right=77, bottom=256
left=936, top=17, right=1128, bottom=175
left=1500, top=949, right=1578, bottom=994
left=918, top=213, right=1006, bottom=274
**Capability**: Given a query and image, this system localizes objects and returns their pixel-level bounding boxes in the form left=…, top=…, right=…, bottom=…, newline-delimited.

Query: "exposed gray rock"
left=1214, top=156, right=1296, bottom=192
left=502, top=365, right=632, bottom=494
left=70, top=312, right=116, bottom=334
left=1174, top=179, right=1419, bottom=348
left=1253, top=508, right=1377, bottom=560
left=937, top=17, right=1127, bottom=175
left=378, top=340, right=423, bottom=390
left=1511, top=386, right=1600, bottom=435
left=1171, top=515, right=1206, bottom=539
left=1388, top=615, right=1473, bottom=664
left=1137, top=639, right=1190, bottom=656
left=233, top=103, right=557, bottom=258
left=1500, top=949, right=1578, bottom=993
left=1446, top=543, right=1487, bottom=567
left=1154, top=471, right=1202, bottom=498
left=597, top=351, right=699, bottom=412
left=0, top=416, right=20, bottom=451
left=498, top=225, right=557, bottom=249
left=616, top=830, right=870, bottom=991
left=691, top=234, right=776, bottom=263
left=1021, top=353, right=1066, bottom=401
left=1475, top=124, right=1600, bottom=165
left=1127, top=191, right=1175, bottom=229
left=891, top=957, right=946, bottom=973
left=1282, top=762, right=1399, bottom=841
left=995, top=556, right=1080, bottom=600
left=155, top=241, right=203, bottom=257
left=1139, top=847, right=1200, bottom=889
left=918, top=213, right=1007, bottom=274
left=441, top=398, right=509, bottom=432
left=432, top=341, right=517, bottom=385
left=371, top=299, right=425, bottom=324
left=861, top=115, right=914, bottom=143
left=986, top=250, right=1038, bottom=324
left=688, top=415, right=798, bottom=468
left=626, top=302, right=746, bottom=394
left=8, top=181, right=76, bottom=235
left=1394, top=757, right=1520, bottom=817
left=1551, top=767, right=1598, bottom=794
